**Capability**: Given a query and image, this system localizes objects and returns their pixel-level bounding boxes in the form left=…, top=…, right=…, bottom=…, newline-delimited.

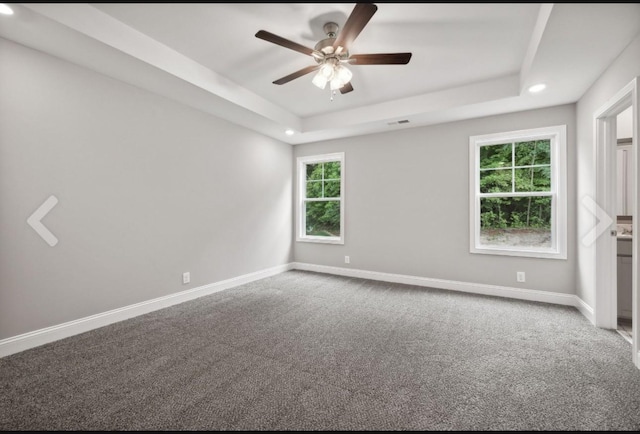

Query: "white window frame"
left=469, top=125, right=567, bottom=259
left=297, top=152, right=345, bottom=244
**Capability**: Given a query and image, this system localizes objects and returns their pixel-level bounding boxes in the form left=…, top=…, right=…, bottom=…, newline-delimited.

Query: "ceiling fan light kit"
left=311, top=58, right=353, bottom=91
left=255, top=3, right=412, bottom=97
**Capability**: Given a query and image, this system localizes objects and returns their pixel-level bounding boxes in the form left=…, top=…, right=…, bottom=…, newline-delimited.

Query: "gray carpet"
left=2, top=270, right=640, bottom=430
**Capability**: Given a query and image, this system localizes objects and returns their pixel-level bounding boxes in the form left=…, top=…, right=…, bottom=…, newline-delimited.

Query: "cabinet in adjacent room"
left=617, top=239, right=632, bottom=319
left=616, top=141, right=633, bottom=216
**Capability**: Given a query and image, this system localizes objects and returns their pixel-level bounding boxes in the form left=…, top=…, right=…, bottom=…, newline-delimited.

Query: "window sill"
left=471, top=246, right=566, bottom=260
left=297, top=236, right=344, bottom=245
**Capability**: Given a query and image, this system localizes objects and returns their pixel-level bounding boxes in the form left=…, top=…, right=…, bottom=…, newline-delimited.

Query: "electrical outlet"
left=183, top=272, right=190, bottom=284
left=516, top=271, right=525, bottom=282
left=345, top=256, right=350, bottom=264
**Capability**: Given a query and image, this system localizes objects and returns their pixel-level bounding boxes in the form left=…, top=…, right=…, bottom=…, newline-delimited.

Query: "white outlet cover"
left=183, top=272, right=190, bottom=284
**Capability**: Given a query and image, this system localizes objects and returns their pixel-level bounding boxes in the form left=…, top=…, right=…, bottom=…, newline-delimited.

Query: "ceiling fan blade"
left=340, top=82, right=354, bottom=94
left=348, top=53, right=412, bottom=65
left=273, top=65, right=320, bottom=85
left=255, top=30, right=317, bottom=57
left=333, top=3, right=378, bottom=52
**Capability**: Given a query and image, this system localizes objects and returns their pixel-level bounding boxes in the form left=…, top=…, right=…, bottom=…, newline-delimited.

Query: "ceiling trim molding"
left=303, top=74, right=520, bottom=132
left=519, top=3, right=554, bottom=93
left=21, top=3, right=301, bottom=131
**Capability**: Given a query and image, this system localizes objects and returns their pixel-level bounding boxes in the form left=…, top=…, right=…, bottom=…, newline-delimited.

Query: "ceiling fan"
left=255, top=3, right=412, bottom=95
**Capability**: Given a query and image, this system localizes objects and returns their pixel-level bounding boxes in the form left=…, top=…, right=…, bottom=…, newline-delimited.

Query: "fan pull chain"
left=330, top=90, right=336, bottom=102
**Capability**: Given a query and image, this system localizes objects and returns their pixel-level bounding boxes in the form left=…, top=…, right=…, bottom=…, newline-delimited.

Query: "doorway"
left=594, top=77, right=638, bottom=368
left=616, top=107, right=633, bottom=343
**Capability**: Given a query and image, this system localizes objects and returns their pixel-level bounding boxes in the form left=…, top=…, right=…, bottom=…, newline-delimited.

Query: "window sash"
left=479, top=192, right=553, bottom=198
left=477, top=141, right=552, bottom=194
left=479, top=164, right=550, bottom=171
left=304, top=198, right=342, bottom=202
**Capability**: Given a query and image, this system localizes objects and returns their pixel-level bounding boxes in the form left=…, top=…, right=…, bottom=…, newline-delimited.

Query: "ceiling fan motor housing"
left=314, top=22, right=349, bottom=62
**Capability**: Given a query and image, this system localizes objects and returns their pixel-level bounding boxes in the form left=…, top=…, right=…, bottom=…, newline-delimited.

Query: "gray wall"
left=576, top=32, right=640, bottom=307
left=294, top=105, right=576, bottom=294
left=0, top=38, right=293, bottom=339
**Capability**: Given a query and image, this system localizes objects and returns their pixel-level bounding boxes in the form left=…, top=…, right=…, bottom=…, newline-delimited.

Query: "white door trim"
left=593, top=77, right=639, bottom=368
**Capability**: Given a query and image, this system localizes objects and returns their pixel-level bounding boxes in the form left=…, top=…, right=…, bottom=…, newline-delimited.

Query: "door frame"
left=593, top=77, right=638, bottom=368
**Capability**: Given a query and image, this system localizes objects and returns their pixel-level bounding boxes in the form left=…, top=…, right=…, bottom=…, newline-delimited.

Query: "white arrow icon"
left=27, top=195, right=59, bottom=247
left=581, top=195, right=613, bottom=247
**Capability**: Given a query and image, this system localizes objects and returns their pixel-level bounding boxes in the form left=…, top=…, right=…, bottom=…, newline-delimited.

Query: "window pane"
left=324, top=180, right=340, bottom=198
left=306, top=163, right=323, bottom=180
left=305, top=200, right=341, bottom=237
left=515, top=140, right=551, bottom=166
left=515, top=167, right=551, bottom=192
left=480, top=143, right=512, bottom=169
left=480, top=196, right=552, bottom=248
left=306, top=180, right=323, bottom=198
left=324, top=161, right=341, bottom=180
left=480, top=168, right=512, bottom=193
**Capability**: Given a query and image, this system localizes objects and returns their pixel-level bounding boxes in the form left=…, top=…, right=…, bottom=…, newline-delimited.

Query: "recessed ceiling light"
left=528, top=83, right=546, bottom=93
left=0, top=4, right=14, bottom=15
left=285, top=129, right=295, bottom=136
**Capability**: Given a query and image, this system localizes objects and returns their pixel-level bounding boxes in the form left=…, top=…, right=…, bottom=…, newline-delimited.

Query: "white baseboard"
left=574, top=296, right=595, bottom=325
left=1, top=261, right=595, bottom=358
left=293, top=262, right=593, bottom=318
left=0, top=263, right=294, bottom=358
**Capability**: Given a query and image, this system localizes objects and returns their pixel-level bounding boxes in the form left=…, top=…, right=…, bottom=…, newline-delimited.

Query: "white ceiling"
left=1, top=3, right=640, bottom=144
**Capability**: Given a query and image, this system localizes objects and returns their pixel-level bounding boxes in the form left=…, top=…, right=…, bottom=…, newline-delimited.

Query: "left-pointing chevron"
left=27, top=195, right=59, bottom=247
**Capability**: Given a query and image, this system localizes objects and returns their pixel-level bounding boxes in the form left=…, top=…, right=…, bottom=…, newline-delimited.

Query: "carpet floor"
left=1, top=270, right=639, bottom=430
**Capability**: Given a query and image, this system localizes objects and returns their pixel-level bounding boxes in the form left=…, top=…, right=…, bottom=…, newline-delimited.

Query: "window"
left=469, top=125, right=567, bottom=259
left=297, top=153, right=345, bottom=244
